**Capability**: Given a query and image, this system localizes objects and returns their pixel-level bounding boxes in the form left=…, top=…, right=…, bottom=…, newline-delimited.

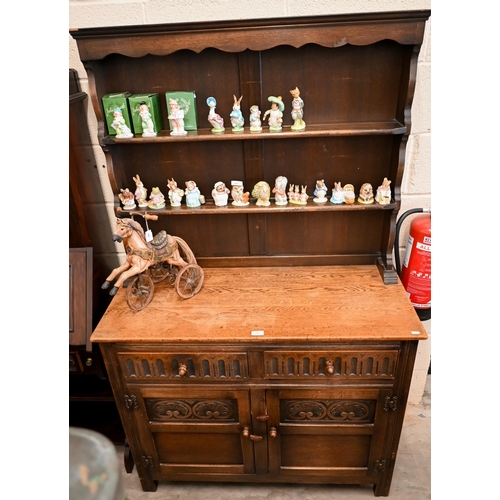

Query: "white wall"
left=69, top=0, right=432, bottom=403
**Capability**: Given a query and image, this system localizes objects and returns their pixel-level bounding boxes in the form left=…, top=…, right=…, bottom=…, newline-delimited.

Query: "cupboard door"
left=129, top=386, right=256, bottom=478
left=266, top=388, right=392, bottom=482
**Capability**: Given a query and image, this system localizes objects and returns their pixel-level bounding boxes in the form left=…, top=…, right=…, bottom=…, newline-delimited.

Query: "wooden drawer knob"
left=326, top=360, right=334, bottom=375
left=178, top=363, right=187, bottom=376
left=269, top=427, right=277, bottom=438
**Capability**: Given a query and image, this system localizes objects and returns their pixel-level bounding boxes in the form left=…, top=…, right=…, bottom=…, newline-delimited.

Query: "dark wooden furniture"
left=71, top=10, right=430, bottom=495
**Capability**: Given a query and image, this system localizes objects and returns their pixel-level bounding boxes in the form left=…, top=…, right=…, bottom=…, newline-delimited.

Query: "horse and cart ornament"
left=102, top=213, right=204, bottom=310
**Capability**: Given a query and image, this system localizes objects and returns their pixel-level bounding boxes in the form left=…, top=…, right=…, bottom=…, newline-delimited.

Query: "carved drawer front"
left=263, top=350, right=399, bottom=380
left=117, top=351, right=249, bottom=381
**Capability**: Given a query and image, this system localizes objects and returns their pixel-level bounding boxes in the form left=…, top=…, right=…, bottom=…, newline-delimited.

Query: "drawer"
left=116, top=350, right=249, bottom=382
left=263, top=350, right=399, bottom=380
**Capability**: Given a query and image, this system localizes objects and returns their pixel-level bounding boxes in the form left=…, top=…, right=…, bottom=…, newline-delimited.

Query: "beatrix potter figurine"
left=313, top=179, right=328, bottom=203
left=252, top=181, right=271, bottom=207
left=185, top=180, right=202, bottom=207
left=168, top=98, right=188, bottom=136
left=230, top=95, right=244, bottom=132
left=133, top=174, right=148, bottom=208
left=358, top=183, right=374, bottom=204
left=272, top=176, right=288, bottom=205
left=111, top=108, right=133, bottom=138
left=148, top=187, right=166, bottom=209
left=231, top=181, right=250, bottom=206
left=212, top=181, right=230, bottom=207
left=288, top=184, right=308, bottom=205
left=119, top=188, right=136, bottom=210
left=290, top=87, right=305, bottom=131
left=206, top=97, right=225, bottom=133
left=375, top=178, right=392, bottom=205
left=139, top=101, right=157, bottom=137
left=249, top=105, right=262, bottom=132
left=330, top=182, right=345, bottom=204
left=343, top=184, right=356, bottom=205
left=263, top=96, right=284, bottom=131
left=167, top=178, right=184, bottom=207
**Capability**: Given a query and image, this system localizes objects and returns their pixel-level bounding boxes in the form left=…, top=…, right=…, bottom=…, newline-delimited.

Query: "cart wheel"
left=148, top=262, right=172, bottom=283
left=126, top=274, right=154, bottom=310
left=175, top=264, right=204, bottom=299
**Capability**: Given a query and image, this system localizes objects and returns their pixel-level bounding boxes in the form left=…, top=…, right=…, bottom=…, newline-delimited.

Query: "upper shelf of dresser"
left=71, top=10, right=430, bottom=60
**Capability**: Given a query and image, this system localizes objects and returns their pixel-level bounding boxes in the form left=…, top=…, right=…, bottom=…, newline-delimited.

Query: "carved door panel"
left=128, top=386, right=256, bottom=477
left=266, top=387, right=393, bottom=481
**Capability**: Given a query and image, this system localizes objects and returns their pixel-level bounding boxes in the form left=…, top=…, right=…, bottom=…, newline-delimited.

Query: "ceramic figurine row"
left=103, top=87, right=306, bottom=138
left=119, top=176, right=392, bottom=210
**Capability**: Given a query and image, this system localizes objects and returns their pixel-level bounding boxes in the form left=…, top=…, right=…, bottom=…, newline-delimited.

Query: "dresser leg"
left=123, top=438, right=134, bottom=473
left=373, top=480, right=390, bottom=496
left=139, top=477, right=158, bottom=492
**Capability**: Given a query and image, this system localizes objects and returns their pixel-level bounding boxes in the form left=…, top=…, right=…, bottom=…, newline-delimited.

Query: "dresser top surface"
left=91, top=265, right=426, bottom=344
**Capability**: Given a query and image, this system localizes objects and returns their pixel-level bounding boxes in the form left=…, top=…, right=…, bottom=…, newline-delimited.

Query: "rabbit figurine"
left=230, top=95, right=244, bottom=132
left=133, top=174, right=148, bottom=208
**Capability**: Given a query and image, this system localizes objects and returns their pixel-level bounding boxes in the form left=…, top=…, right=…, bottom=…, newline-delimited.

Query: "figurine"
left=230, top=95, right=244, bottom=132
left=185, top=180, right=202, bottom=207
left=313, top=179, right=328, bottom=203
left=375, top=178, right=392, bottom=205
left=167, top=178, right=184, bottom=207
left=133, top=174, right=148, bottom=208
left=330, top=182, right=345, bottom=204
left=118, top=188, right=136, bottom=210
left=290, top=87, right=305, bottom=131
left=111, top=108, right=133, bottom=138
left=148, top=186, right=166, bottom=209
left=343, top=184, right=355, bottom=204
left=139, top=101, right=157, bottom=137
left=263, top=96, right=284, bottom=131
left=272, top=176, right=288, bottom=205
left=358, top=183, right=374, bottom=204
left=168, top=98, right=188, bottom=136
left=288, top=184, right=308, bottom=205
left=249, top=105, right=262, bottom=132
left=231, top=181, right=250, bottom=206
left=212, top=181, right=230, bottom=207
left=206, top=97, right=225, bottom=133
left=252, top=181, right=271, bottom=207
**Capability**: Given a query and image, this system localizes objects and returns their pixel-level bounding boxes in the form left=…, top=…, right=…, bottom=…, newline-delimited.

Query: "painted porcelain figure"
left=272, top=176, right=288, bottom=205
left=375, top=178, right=392, bottom=205
left=263, top=96, right=284, bottom=131
left=148, top=186, right=166, bottom=209
left=252, top=181, right=271, bottom=207
left=212, top=181, right=230, bottom=207
left=343, top=184, right=356, bottom=205
left=230, top=95, right=244, bottom=132
left=290, top=87, right=306, bottom=131
left=168, top=98, right=188, bottom=136
left=185, top=180, right=202, bottom=207
left=358, top=183, right=374, bottom=204
left=167, top=178, right=184, bottom=207
left=133, top=174, right=148, bottom=208
left=111, top=108, right=133, bottom=138
left=249, top=105, right=262, bottom=132
left=139, top=101, right=157, bottom=137
left=231, top=181, right=250, bottom=206
left=119, top=188, right=136, bottom=210
left=289, top=184, right=308, bottom=205
left=330, top=182, right=345, bottom=204
left=206, top=97, right=225, bottom=133
left=313, top=179, right=328, bottom=203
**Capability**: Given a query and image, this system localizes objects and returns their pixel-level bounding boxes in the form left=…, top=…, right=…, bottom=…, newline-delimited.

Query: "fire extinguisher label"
left=403, top=235, right=414, bottom=268
left=416, top=242, right=431, bottom=252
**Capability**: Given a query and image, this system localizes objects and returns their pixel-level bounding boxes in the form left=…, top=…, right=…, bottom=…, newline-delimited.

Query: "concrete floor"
left=117, top=375, right=430, bottom=499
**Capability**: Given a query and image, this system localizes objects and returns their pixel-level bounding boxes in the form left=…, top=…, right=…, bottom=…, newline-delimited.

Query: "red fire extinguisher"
left=395, top=208, right=431, bottom=321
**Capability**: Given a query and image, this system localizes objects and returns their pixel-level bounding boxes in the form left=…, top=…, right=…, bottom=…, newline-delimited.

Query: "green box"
left=128, top=93, right=164, bottom=135
left=165, top=91, right=198, bottom=131
left=101, top=92, right=133, bottom=136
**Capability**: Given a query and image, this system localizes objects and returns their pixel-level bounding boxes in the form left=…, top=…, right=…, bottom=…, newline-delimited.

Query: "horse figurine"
left=102, top=217, right=190, bottom=297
